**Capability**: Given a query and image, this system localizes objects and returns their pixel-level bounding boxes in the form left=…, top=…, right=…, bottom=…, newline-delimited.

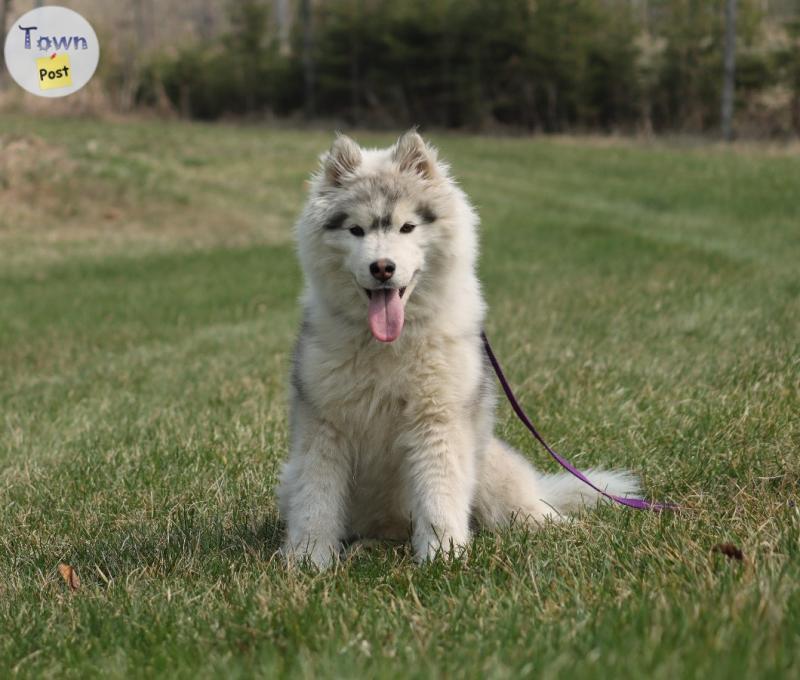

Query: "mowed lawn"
left=1, top=116, right=798, bottom=678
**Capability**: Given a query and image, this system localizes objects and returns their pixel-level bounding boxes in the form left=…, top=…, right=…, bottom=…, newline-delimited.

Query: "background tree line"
left=2, top=0, right=799, bottom=135
left=128, top=0, right=799, bottom=136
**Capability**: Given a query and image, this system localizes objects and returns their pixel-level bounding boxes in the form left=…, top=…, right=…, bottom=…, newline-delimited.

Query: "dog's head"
left=296, top=130, right=478, bottom=343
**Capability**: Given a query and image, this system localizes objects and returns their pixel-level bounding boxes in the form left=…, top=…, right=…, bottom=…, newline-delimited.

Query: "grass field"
left=1, top=116, right=799, bottom=678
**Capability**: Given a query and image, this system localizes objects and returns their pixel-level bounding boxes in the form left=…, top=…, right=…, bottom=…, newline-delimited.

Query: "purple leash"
left=482, top=331, right=677, bottom=511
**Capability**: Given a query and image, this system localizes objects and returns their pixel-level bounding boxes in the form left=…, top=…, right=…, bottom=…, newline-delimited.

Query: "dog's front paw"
left=281, top=537, right=341, bottom=570
left=412, top=525, right=469, bottom=564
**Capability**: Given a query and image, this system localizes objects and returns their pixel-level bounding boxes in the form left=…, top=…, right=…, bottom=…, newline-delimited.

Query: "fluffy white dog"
left=278, top=131, right=639, bottom=568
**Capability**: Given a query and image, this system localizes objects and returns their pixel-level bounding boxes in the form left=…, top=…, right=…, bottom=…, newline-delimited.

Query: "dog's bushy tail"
left=474, top=438, right=642, bottom=528
left=535, top=468, right=641, bottom=515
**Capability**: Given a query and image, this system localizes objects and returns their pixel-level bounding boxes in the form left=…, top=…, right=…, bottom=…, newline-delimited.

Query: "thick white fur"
left=277, top=131, right=640, bottom=568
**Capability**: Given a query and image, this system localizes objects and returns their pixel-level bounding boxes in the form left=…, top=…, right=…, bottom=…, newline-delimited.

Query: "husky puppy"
left=278, top=131, right=639, bottom=568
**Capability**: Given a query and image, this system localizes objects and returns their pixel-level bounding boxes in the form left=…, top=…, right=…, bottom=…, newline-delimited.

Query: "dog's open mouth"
left=365, top=287, right=407, bottom=343
left=364, top=287, right=407, bottom=300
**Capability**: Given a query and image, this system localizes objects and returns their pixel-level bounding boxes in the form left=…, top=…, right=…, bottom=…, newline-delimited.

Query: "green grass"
left=1, top=116, right=799, bottom=678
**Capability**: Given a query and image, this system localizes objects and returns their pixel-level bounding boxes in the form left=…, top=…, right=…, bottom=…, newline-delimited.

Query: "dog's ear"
left=393, top=130, right=438, bottom=180
left=323, top=134, right=362, bottom=186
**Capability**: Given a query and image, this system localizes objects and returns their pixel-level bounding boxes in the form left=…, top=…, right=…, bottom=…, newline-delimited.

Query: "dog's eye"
left=400, top=223, right=416, bottom=234
left=349, top=226, right=365, bottom=237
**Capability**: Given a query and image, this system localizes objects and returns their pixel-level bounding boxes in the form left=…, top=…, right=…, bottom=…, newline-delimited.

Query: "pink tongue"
left=368, top=289, right=405, bottom=342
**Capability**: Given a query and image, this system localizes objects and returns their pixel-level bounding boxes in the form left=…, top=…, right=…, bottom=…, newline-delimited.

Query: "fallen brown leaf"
left=57, top=563, right=81, bottom=591
left=711, top=543, right=744, bottom=561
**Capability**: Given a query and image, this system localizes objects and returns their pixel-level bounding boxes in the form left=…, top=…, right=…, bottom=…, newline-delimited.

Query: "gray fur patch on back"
left=469, top=340, right=496, bottom=418
left=290, top=315, right=312, bottom=404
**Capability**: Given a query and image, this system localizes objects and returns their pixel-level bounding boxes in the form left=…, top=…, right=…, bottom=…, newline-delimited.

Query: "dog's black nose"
left=370, top=259, right=395, bottom=282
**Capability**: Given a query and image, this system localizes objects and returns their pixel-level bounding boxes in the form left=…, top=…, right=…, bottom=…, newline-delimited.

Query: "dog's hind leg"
left=473, top=438, right=640, bottom=529
left=473, top=438, right=555, bottom=529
